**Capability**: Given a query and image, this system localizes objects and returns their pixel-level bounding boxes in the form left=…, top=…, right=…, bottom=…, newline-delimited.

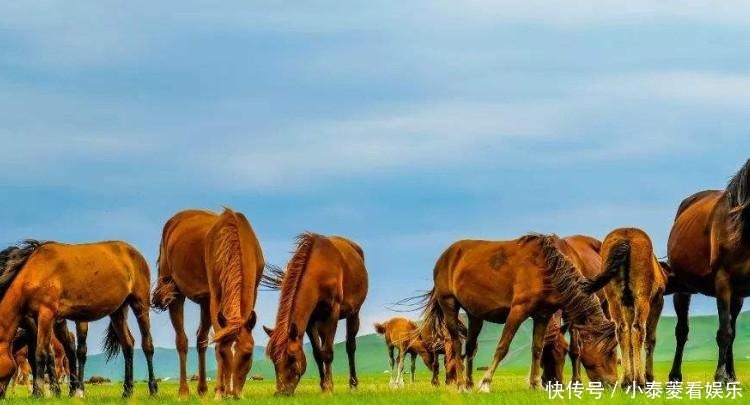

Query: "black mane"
left=725, top=158, right=750, bottom=244
left=0, top=240, right=48, bottom=299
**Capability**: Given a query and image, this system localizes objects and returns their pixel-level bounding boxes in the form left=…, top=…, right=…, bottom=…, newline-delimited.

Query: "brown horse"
left=582, top=228, right=666, bottom=386
left=420, top=233, right=617, bottom=393
left=0, top=240, right=157, bottom=398
left=667, top=158, right=750, bottom=382
left=374, top=317, right=441, bottom=387
left=262, top=233, right=368, bottom=396
left=540, top=310, right=569, bottom=385
left=152, top=208, right=264, bottom=399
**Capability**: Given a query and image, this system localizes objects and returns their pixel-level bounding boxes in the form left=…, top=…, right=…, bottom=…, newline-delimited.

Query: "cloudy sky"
left=1, top=1, right=749, bottom=350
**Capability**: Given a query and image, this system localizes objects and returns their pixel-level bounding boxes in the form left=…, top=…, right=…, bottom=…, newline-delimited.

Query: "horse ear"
left=246, top=311, right=257, bottom=331
left=289, top=323, right=299, bottom=340
left=263, top=325, right=274, bottom=337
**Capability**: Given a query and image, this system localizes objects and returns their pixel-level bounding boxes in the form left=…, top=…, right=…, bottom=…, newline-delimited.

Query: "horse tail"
left=152, top=218, right=179, bottom=311
left=374, top=322, right=387, bottom=335
left=419, top=288, right=450, bottom=347
left=211, top=208, right=250, bottom=343
left=102, top=322, right=120, bottom=363
left=581, top=240, right=631, bottom=302
left=151, top=276, right=178, bottom=311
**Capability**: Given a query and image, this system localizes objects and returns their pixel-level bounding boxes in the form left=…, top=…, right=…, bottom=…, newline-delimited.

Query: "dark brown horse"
left=420, top=234, right=617, bottom=393
left=666, top=158, right=750, bottom=382
left=0, top=240, right=157, bottom=398
left=152, top=208, right=264, bottom=398
left=582, top=228, right=667, bottom=386
left=262, top=233, right=368, bottom=395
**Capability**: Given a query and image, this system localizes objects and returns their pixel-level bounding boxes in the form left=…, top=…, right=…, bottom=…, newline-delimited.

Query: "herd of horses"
left=0, top=158, right=748, bottom=399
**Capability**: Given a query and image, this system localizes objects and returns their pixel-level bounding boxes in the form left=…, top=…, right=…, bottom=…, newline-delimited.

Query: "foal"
left=582, top=228, right=666, bottom=386
left=374, top=317, right=438, bottom=387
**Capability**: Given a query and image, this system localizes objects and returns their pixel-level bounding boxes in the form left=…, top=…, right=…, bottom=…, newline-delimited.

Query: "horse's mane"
left=725, top=158, right=750, bottom=245
left=530, top=233, right=617, bottom=353
left=266, top=232, right=318, bottom=362
left=211, top=212, right=246, bottom=343
left=0, top=240, right=48, bottom=300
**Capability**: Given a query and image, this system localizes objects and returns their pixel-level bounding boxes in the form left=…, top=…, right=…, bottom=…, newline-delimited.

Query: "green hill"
left=85, top=312, right=750, bottom=381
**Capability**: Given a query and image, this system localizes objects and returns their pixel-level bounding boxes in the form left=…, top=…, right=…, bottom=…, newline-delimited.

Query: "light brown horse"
left=374, top=317, right=441, bottom=387
left=152, top=208, right=264, bottom=399
left=0, top=240, right=157, bottom=398
left=667, top=158, right=750, bottom=382
left=262, top=233, right=368, bottom=396
left=582, top=228, right=666, bottom=386
left=420, top=233, right=618, bottom=393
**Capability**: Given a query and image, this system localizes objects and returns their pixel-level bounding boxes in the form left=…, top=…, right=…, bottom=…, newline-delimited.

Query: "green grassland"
left=85, top=312, right=750, bottom=380
left=5, top=361, right=749, bottom=404
left=6, top=313, right=749, bottom=403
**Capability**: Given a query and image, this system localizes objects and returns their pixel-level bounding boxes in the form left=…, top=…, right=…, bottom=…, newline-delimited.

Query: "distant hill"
left=84, top=312, right=750, bottom=380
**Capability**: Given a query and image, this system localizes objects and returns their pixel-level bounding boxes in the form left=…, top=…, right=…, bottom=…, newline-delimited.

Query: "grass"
left=5, top=361, right=748, bottom=404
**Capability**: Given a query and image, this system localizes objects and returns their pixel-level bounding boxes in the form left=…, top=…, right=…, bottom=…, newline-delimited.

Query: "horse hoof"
left=73, top=389, right=85, bottom=398
left=478, top=382, right=491, bottom=393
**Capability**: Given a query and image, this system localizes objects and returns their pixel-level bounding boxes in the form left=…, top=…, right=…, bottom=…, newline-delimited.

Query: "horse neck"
left=287, top=273, right=320, bottom=336
left=0, top=284, right=24, bottom=349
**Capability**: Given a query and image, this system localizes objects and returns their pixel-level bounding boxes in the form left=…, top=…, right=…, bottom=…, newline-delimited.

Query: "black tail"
left=102, top=322, right=121, bottom=363
left=581, top=240, right=632, bottom=306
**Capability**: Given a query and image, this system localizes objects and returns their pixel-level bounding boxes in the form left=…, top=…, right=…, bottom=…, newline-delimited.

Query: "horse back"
left=668, top=190, right=722, bottom=284
left=159, top=209, right=217, bottom=299
left=328, top=236, right=368, bottom=316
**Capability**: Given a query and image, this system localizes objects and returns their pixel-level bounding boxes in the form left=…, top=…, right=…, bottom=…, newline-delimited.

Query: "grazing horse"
left=374, top=317, right=440, bottom=387
left=582, top=228, right=667, bottom=386
left=262, top=233, right=368, bottom=396
left=420, top=233, right=617, bottom=393
left=0, top=240, right=157, bottom=398
left=540, top=310, right=569, bottom=385
left=152, top=208, right=264, bottom=399
left=667, top=158, right=750, bottom=382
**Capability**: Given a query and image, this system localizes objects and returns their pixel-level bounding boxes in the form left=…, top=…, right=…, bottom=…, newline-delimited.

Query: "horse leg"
left=409, top=352, right=417, bottom=384
left=478, top=305, right=528, bottom=393
left=618, top=308, right=634, bottom=387
left=668, top=292, right=691, bottom=381
left=440, top=296, right=466, bottom=391
left=394, top=347, right=405, bottom=388
left=714, top=270, right=734, bottom=383
left=130, top=294, right=157, bottom=395
left=109, top=308, right=135, bottom=397
left=464, top=314, right=483, bottom=390
left=196, top=301, right=211, bottom=396
left=430, top=350, right=440, bottom=387
left=345, top=313, right=360, bottom=390
left=75, top=322, right=88, bottom=393
left=306, top=325, right=325, bottom=383
left=168, top=297, right=189, bottom=398
left=631, top=304, right=648, bottom=387
left=53, top=320, right=80, bottom=397
left=529, top=316, right=550, bottom=389
left=33, top=309, right=58, bottom=398
left=727, top=296, right=743, bottom=380
left=317, top=312, right=339, bottom=393
left=644, top=295, right=663, bottom=383
left=387, top=345, right=395, bottom=384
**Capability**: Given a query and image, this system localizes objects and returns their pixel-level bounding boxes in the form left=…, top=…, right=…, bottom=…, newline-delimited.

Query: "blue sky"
left=1, top=2, right=749, bottom=350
